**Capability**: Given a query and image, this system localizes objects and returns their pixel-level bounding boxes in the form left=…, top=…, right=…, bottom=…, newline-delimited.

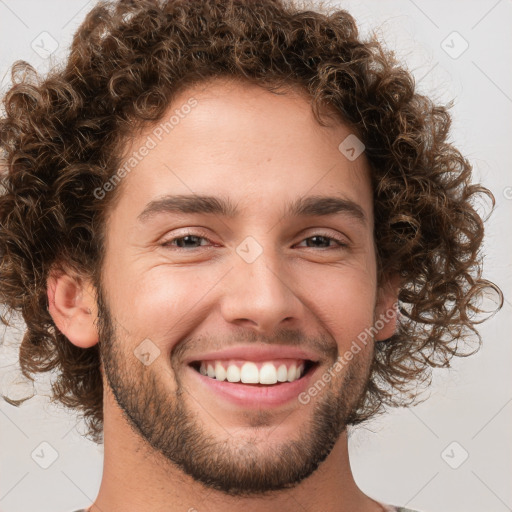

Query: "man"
left=0, top=1, right=502, bottom=511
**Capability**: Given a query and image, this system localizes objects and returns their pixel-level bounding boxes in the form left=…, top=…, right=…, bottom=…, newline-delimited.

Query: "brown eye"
left=295, top=234, right=349, bottom=249
left=161, top=232, right=213, bottom=250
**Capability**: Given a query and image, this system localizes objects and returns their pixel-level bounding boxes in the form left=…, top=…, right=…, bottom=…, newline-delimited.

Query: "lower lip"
left=186, top=364, right=318, bottom=408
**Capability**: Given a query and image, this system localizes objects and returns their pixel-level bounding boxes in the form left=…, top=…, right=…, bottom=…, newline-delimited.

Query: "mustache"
left=171, top=328, right=338, bottom=364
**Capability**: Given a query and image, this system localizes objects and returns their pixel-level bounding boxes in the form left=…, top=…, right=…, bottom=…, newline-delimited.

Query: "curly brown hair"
left=0, top=0, right=503, bottom=445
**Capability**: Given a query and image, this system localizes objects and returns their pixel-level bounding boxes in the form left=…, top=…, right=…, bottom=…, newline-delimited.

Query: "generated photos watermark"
left=93, top=97, right=198, bottom=200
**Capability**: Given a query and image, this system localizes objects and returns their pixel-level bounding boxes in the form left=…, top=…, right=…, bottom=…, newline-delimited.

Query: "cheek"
left=297, top=263, right=377, bottom=351
left=106, top=263, right=221, bottom=343
left=104, top=249, right=378, bottom=356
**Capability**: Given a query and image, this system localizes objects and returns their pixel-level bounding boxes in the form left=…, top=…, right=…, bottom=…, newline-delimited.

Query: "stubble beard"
left=95, top=280, right=374, bottom=497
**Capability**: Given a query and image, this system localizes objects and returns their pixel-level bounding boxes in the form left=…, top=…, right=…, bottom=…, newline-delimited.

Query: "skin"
left=47, top=78, right=399, bottom=512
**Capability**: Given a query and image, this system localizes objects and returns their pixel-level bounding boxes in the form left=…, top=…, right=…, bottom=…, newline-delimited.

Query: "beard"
left=94, top=279, right=375, bottom=497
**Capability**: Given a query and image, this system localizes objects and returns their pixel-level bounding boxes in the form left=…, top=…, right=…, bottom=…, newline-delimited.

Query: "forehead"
left=111, top=78, right=373, bottom=228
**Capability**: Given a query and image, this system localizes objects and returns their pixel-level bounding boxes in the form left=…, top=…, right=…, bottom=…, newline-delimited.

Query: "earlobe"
left=374, top=272, right=401, bottom=342
left=47, top=270, right=99, bottom=348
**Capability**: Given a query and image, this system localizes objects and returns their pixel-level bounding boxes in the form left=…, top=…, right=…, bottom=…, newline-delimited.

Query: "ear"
left=374, top=272, right=401, bottom=341
left=47, top=269, right=99, bottom=348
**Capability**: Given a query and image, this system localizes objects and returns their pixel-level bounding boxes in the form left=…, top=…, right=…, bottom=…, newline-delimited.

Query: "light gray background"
left=0, top=1, right=511, bottom=511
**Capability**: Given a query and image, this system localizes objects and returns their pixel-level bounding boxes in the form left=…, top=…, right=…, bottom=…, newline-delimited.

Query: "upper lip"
left=184, top=345, right=321, bottom=364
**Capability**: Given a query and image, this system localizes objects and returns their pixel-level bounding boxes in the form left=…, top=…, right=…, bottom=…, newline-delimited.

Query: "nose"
left=219, top=244, right=305, bottom=334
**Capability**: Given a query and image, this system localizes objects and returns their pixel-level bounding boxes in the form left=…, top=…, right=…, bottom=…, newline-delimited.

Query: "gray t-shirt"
left=379, top=506, right=421, bottom=512
left=71, top=505, right=422, bottom=512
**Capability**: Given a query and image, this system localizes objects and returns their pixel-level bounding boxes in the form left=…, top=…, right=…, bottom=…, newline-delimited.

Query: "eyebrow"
left=137, top=194, right=367, bottom=225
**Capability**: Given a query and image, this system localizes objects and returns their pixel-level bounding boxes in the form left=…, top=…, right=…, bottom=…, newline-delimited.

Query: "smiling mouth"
left=188, top=359, right=317, bottom=386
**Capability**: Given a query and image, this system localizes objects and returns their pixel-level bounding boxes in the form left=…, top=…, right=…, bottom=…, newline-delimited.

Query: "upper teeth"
left=198, top=360, right=306, bottom=384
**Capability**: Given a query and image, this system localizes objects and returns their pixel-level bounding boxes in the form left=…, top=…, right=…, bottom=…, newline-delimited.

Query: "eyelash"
left=160, top=231, right=349, bottom=251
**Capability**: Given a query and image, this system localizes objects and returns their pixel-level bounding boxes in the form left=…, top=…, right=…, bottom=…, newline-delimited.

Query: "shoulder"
left=380, top=504, right=424, bottom=512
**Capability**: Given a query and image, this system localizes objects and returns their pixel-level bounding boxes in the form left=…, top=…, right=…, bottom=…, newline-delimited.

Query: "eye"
left=294, top=233, right=349, bottom=250
left=160, top=231, right=349, bottom=251
left=161, top=233, right=212, bottom=250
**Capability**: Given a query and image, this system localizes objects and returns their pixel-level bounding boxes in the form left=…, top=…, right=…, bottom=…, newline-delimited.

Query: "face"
left=93, top=78, right=395, bottom=496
